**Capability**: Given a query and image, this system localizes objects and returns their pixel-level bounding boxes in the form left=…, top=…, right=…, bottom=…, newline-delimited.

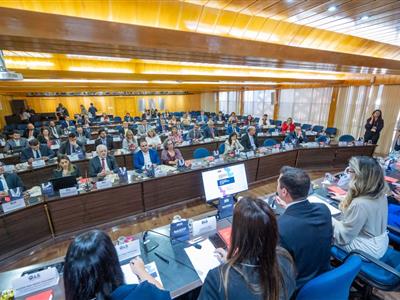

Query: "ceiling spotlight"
left=328, top=6, right=337, bottom=12
left=361, top=15, right=369, bottom=21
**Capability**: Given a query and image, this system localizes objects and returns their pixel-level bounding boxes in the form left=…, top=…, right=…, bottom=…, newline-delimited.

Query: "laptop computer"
left=50, top=175, right=77, bottom=192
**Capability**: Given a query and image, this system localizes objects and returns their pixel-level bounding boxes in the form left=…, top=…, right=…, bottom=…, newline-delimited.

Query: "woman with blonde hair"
left=122, top=129, right=138, bottom=152
left=333, top=156, right=389, bottom=258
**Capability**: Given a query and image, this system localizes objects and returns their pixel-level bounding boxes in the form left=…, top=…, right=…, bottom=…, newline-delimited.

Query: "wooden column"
left=215, top=92, right=219, bottom=113
left=273, top=89, right=280, bottom=121
left=239, top=90, right=244, bottom=115
left=327, top=87, right=339, bottom=127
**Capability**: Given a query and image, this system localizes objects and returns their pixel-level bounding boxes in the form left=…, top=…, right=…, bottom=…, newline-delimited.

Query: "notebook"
left=25, top=290, right=53, bottom=300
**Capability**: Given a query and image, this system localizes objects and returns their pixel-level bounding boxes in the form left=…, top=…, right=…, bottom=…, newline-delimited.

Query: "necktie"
left=35, top=150, right=41, bottom=158
left=101, top=158, right=106, bottom=170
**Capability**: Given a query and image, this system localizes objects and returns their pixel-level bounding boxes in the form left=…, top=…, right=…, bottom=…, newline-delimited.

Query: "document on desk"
left=121, top=261, right=163, bottom=286
left=308, top=195, right=341, bottom=216
left=184, top=239, right=221, bottom=283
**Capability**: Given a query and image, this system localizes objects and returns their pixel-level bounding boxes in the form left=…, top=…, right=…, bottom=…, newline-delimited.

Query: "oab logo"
left=28, top=273, right=40, bottom=281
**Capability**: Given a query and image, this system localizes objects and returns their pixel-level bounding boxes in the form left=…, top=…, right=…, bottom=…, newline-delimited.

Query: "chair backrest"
left=274, top=120, right=282, bottom=126
left=296, top=256, right=361, bottom=300
left=263, top=138, right=278, bottom=147
left=339, top=134, right=355, bottom=142
left=301, top=124, right=312, bottom=131
left=267, top=128, right=276, bottom=134
left=325, top=127, right=337, bottom=136
left=294, top=122, right=301, bottom=127
left=312, top=125, right=324, bottom=133
left=114, top=116, right=122, bottom=122
left=218, top=143, right=225, bottom=154
left=316, top=135, right=328, bottom=143
left=193, top=147, right=210, bottom=159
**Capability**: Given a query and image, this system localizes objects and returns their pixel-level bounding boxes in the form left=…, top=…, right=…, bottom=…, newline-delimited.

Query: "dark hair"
left=228, top=132, right=238, bottom=145
left=68, top=132, right=76, bottom=138
left=139, top=138, right=147, bottom=145
left=371, top=109, right=383, bottom=121
left=64, top=230, right=124, bottom=300
left=222, top=197, right=288, bottom=300
left=98, top=128, right=106, bottom=135
left=29, top=139, right=39, bottom=146
left=279, top=166, right=310, bottom=200
left=40, top=127, right=49, bottom=134
left=13, top=130, right=21, bottom=135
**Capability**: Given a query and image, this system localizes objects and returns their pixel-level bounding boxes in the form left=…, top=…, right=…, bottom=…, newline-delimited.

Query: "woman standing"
left=364, top=109, right=384, bottom=144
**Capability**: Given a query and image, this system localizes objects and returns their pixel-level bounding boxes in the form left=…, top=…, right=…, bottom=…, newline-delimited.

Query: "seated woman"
left=223, top=132, right=244, bottom=155
left=198, top=197, right=296, bottom=300
left=168, top=126, right=183, bottom=145
left=228, top=112, right=238, bottom=124
left=64, top=229, right=171, bottom=300
left=161, top=139, right=183, bottom=166
left=53, top=154, right=81, bottom=179
left=243, top=114, right=254, bottom=126
left=181, top=113, right=191, bottom=126
left=333, top=156, right=389, bottom=258
left=281, top=117, right=295, bottom=133
left=100, top=113, right=110, bottom=124
left=169, top=115, right=178, bottom=126
left=122, top=129, right=138, bottom=152
left=146, top=129, right=162, bottom=149
left=37, top=127, right=55, bottom=147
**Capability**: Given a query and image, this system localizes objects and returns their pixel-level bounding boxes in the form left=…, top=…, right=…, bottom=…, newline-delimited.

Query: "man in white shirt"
left=133, top=139, right=160, bottom=170
left=259, top=114, right=271, bottom=127
left=4, top=131, right=28, bottom=151
left=88, top=144, right=119, bottom=177
left=0, top=162, right=25, bottom=197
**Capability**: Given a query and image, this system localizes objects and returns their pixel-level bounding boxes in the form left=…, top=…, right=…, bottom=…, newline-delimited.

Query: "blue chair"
left=339, top=135, right=355, bottom=142
left=388, top=226, right=400, bottom=246
left=263, top=138, right=278, bottom=147
left=325, top=127, right=337, bottom=137
left=296, top=255, right=361, bottom=300
left=34, top=121, right=42, bottom=128
left=268, top=128, right=276, bottom=134
left=294, top=122, right=301, bottom=127
left=301, top=124, right=312, bottom=131
left=114, top=116, right=122, bottom=123
left=316, top=135, right=328, bottom=143
left=193, top=147, right=210, bottom=159
left=218, top=143, right=225, bottom=154
left=312, top=125, right=324, bottom=133
left=331, top=246, right=400, bottom=297
left=17, top=124, right=27, bottom=131
left=274, top=120, right=282, bottom=126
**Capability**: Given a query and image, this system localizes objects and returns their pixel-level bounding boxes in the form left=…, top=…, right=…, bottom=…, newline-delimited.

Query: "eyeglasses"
left=345, top=167, right=355, bottom=174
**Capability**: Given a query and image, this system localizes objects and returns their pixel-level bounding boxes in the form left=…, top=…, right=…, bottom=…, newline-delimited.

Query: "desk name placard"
left=115, top=239, right=141, bottom=262
left=12, top=267, right=59, bottom=297
left=59, top=187, right=78, bottom=197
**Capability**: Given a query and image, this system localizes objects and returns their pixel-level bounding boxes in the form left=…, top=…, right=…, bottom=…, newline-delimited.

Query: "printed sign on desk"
left=115, top=239, right=141, bottom=262
left=2, top=197, right=25, bottom=213
left=96, top=180, right=112, bottom=190
left=59, top=187, right=78, bottom=197
left=170, top=219, right=190, bottom=243
left=41, top=182, right=55, bottom=197
left=218, top=196, right=234, bottom=219
left=12, top=267, right=59, bottom=297
left=32, top=159, right=46, bottom=168
left=192, top=216, right=217, bottom=237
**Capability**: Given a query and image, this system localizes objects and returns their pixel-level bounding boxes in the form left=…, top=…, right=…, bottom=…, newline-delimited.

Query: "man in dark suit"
left=203, top=121, right=217, bottom=139
left=20, top=138, right=55, bottom=163
left=59, top=133, right=86, bottom=155
left=0, top=162, right=25, bottom=196
left=4, top=131, right=28, bottom=152
left=23, top=123, right=38, bottom=140
left=88, top=144, right=119, bottom=177
left=187, top=124, right=204, bottom=142
left=94, top=128, right=114, bottom=150
left=240, top=126, right=259, bottom=151
left=275, top=166, right=332, bottom=290
left=48, top=120, right=63, bottom=139
left=119, top=121, right=131, bottom=136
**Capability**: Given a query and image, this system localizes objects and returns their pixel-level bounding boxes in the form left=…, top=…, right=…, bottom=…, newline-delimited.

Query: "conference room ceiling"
left=0, top=1, right=400, bottom=93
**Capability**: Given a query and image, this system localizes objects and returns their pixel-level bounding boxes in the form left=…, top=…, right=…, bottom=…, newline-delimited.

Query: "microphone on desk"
left=143, top=229, right=202, bottom=250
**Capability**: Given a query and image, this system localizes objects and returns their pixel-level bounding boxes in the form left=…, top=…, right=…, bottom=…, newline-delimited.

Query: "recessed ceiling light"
left=361, top=15, right=369, bottom=21
left=328, top=6, right=337, bottom=12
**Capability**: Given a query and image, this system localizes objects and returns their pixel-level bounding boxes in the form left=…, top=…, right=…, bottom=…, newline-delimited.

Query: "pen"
left=154, top=252, right=170, bottom=264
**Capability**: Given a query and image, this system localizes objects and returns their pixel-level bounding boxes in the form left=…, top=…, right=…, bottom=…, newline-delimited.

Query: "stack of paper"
left=121, top=261, right=163, bottom=286
left=184, top=239, right=221, bottom=283
left=308, top=195, right=341, bottom=215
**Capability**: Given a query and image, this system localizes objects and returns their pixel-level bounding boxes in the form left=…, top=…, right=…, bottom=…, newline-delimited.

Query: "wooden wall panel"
left=0, top=95, right=13, bottom=128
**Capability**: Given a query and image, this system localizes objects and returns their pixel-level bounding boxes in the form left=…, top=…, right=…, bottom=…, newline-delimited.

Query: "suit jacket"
left=94, top=136, right=114, bottom=150
left=278, top=200, right=333, bottom=289
left=226, top=126, right=240, bottom=136
left=59, top=140, right=86, bottom=155
left=137, top=124, right=152, bottom=136
left=187, top=129, right=203, bottom=140
left=196, top=115, right=208, bottom=123
left=203, top=127, right=216, bottom=139
left=133, top=149, right=160, bottom=170
left=23, top=129, right=38, bottom=139
left=48, top=126, right=63, bottom=138
left=88, top=155, right=119, bottom=177
left=4, top=173, right=25, bottom=190
left=4, top=138, right=28, bottom=151
left=240, top=133, right=259, bottom=151
left=119, top=127, right=132, bottom=136
left=20, top=145, right=55, bottom=162
left=76, top=132, right=90, bottom=145
left=289, top=131, right=308, bottom=144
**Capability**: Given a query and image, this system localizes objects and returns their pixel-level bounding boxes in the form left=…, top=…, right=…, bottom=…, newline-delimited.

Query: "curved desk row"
left=0, top=145, right=375, bottom=261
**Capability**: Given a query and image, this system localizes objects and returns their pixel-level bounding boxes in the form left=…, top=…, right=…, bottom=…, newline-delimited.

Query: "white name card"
left=87, top=139, right=95, bottom=145
left=59, top=187, right=78, bottom=197
left=32, top=159, right=46, bottom=168
left=2, top=197, right=25, bottom=213
left=12, top=267, right=59, bottom=297
left=192, top=216, right=217, bottom=237
left=50, top=144, right=60, bottom=150
left=3, top=165, right=15, bottom=173
left=113, top=136, right=121, bottom=142
left=116, top=239, right=141, bottom=262
left=68, top=153, right=80, bottom=162
left=96, top=180, right=112, bottom=190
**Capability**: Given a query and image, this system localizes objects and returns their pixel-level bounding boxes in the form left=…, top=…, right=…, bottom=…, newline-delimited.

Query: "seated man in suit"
left=94, top=128, right=114, bottom=151
left=21, top=138, right=55, bottom=163
left=4, top=131, right=28, bottom=152
left=203, top=120, right=217, bottom=139
left=275, top=166, right=332, bottom=290
left=48, top=120, right=63, bottom=139
left=187, top=124, right=204, bottom=143
left=133, top=139, right=160, bottom=170
left=124, top=112, right=132, bottom=122
left=213, top=111, right=225, bottom=123
left=289, top=126, right=308, bottom=144
left=23, top=123, right=38, bottom=140
left=157, top=119, right=169, bottom=134
left=137, top=119, right=153, bottom=136
left=240, top=126, right=259, bottom=151
left=226, top=122, right=240, bottom=136
left=88, top=144, right=119, bottom=177
left=76, top=126, right=90, bottom=145
left=0, top=161, right=25, bottom=197
left=59, top=133, right=86, bottom=155
left=119, top=121, right=131, bottom=136
left=197, top=110, right=208, bottom=124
